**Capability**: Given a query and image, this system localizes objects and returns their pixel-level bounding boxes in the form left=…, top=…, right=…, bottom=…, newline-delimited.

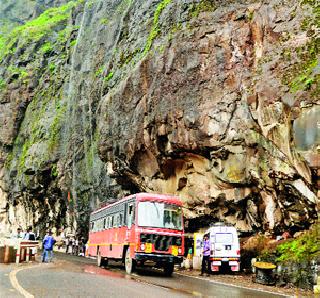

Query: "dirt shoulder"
left=176, top=268, right=313, bottom=297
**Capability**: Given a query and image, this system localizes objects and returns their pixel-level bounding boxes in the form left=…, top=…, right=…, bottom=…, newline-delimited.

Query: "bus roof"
left=91, top=192, right=182, bottom=215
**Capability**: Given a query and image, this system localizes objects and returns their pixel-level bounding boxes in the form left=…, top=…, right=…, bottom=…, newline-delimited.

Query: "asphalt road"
left=0, top=253, right=288, bottom=298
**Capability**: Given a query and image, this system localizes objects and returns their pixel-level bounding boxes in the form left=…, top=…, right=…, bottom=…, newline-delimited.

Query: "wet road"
left=0, top=253, right=288, bottom=297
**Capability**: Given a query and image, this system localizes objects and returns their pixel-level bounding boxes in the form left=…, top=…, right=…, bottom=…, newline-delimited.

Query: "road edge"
left=174, top=272, right=292, bottom=297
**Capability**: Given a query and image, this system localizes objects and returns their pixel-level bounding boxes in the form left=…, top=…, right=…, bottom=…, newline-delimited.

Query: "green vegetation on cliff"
left=2, top=1, right=83, bottom=174
left=283, top=0, right=319, bottom=97
left=143, top=0, right=172, bottom=56
left=188, top=0, right=216, bottom=18
left=0, top=0, right=82, bottom=62
left=255, top=223, right=320, bottom=265
left=276, top=224, right=320, bottom=262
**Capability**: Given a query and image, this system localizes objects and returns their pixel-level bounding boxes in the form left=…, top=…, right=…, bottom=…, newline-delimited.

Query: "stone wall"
left=277, top=258, right=319, bottom=290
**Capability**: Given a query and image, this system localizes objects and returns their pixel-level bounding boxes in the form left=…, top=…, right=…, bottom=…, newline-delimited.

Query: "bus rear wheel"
left=163, top=262, right=174, bottom=276
left=125, top=248, right=135, bottom=274
left=97, top=251, right=108, bottom=267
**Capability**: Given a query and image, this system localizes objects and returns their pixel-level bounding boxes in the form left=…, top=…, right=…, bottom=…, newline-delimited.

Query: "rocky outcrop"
left=0, top=0, right=319, bottom=236
left=0, top=0, right=70, bottom=33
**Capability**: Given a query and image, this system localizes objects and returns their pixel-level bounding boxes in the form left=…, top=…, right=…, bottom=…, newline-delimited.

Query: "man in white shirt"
left=12, top=227, right=24, bottom=239
left=23, top=227, right=36, bottom=240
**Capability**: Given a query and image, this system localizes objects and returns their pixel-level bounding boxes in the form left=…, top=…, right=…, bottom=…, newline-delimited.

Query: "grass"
left=0, top=1, right=81, bottom=62
left=8, top=66, right=28, bottom=80
left=188, top=0, right=216, bottom=19
left=51, top=163, right=59, bottom=177
left=40, top=42, right=53, bottom=54
left=95, top=66, right=104, bottom=77
left=104, top=71, right=114, bottom=82
left=48, top=102, right=67, bottom=152
left=0, top=77, right=5, bottom=90
left=49, top=63, right=56, bottom=72
left=143, top=0, right=172, bottom=56
left=282, top=0, right=320, bottom=96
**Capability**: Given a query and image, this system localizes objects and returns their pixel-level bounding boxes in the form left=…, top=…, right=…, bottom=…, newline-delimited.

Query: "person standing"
left=24, top=227, right=36, bottom=259
left=42, top=230, right=56, bottom=262
left=82, top=238, right=87, bottom=257
left=23, top=227, right=36, bottom=240
left=74, top=238, right=79, bottom=256
left=65, top=237, right=70, bottom=254
left=71, top=237, right=75, bottom=255
left=78, top=238, right=83, bottom=256
left=12, top=227, right=24, bottom=239
left=200, top=234, right=210, bottom=276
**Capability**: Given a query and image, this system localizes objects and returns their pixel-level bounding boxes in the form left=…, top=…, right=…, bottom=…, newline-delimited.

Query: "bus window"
left=119, top=213, right=123, bottom=226
left=111, top=216, right=114, bottom=227
left=103, top=218, right=107, bottom=229
left=113, top=214, right=116, bottom=227
left=115, top=215, right=119, bottom=227
left=128, top=204, right=135, bottom=228
left=116, top=214, right=120, bottom=227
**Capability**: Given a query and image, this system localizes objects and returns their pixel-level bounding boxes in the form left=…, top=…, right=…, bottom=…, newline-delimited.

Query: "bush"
left=276, top=224, right=320, bottom=263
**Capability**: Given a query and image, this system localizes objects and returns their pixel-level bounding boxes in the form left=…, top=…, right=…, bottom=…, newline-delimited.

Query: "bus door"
left=126, top=201, right=135, bottom=256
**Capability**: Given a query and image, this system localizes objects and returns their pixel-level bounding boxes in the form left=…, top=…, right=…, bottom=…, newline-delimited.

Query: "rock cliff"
left=0, top=0, right=319, bottom=236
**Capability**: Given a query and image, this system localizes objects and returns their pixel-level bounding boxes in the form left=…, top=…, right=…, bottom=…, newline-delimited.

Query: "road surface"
left=0, top=253, right=288, bottom=297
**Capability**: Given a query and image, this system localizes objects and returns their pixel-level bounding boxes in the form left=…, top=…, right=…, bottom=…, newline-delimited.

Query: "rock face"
left=0, top=0, right=69, bottom=33
left=0, top=0, right=319, bottom=236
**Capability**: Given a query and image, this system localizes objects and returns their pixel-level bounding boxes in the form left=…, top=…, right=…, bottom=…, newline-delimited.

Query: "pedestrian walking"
left=200, top=234, right=210, bottom=276
left=42, top=230, right=56, bottom=262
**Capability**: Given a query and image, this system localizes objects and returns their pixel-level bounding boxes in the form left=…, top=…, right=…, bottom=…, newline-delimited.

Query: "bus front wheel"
left=163, top=262, right=174, bottom=276
left=125, top=249, right=135, bottom=274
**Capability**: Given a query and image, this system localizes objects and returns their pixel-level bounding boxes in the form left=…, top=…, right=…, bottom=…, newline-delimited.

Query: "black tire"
left=97, top=251, right=108, bottom=267
left=125, top=248, right=135, bottom=274
left=102, top=257, right=108, bottom=267
left=163, top=262, right=174, bottom=276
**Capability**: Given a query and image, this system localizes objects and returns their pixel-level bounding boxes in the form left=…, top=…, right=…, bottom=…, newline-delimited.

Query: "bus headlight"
left=140, top=243, right=146, bottom=251
left=178, top=248, right=182, bottom=254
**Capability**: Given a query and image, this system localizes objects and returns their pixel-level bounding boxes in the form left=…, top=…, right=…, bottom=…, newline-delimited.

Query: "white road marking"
left=174, top=272, right=291, bottom=297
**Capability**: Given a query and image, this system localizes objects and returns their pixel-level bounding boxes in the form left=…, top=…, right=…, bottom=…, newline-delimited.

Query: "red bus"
left=88, top=193, right=184, bottom=276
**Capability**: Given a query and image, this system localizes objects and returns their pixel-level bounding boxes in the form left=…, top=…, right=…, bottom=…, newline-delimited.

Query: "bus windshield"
left=138, top=202, right=183, bottom=230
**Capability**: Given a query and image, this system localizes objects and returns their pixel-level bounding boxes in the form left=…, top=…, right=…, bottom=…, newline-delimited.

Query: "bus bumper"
left=135, top=253, right=183, bottom=264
